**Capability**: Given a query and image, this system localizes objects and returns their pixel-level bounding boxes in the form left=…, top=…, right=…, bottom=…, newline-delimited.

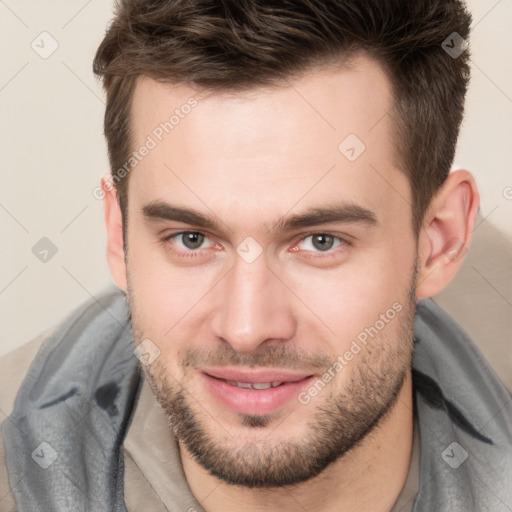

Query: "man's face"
left=124, top=55, right=418, bottom=487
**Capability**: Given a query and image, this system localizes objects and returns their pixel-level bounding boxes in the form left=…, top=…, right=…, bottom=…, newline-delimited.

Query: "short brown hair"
left=93, top=0, right=471, bottom=238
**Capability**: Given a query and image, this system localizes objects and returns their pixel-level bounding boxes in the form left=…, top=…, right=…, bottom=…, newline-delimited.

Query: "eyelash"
left=160, top=231, right=350, bottom=259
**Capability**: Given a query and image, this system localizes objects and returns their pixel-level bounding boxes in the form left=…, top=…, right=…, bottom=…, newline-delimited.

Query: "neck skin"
left=180, top=371, right=414, bottom=512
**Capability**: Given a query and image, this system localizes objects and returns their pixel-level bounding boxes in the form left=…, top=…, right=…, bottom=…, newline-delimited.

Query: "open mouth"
left=224, top=380, right=285, bottom=389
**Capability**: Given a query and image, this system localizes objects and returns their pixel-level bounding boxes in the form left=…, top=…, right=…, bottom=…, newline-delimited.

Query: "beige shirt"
left=0, top=331, right=419, bottom=512
left=390, top=419, right=420, bottom=512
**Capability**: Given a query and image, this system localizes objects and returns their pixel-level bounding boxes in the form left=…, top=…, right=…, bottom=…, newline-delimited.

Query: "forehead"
left=127, top=55, right=410, bottom=233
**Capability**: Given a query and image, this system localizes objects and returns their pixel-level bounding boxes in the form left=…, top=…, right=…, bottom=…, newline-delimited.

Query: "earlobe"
left=101, top=174, right=128, bottom=293
left=416, top=170, right=479, bottom=299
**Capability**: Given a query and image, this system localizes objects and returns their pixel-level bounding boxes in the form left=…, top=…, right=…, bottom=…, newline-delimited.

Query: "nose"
left=211, top=252, right=297, bottom=353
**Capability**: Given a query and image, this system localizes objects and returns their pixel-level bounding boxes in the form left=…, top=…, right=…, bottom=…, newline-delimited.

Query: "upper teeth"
left=226, top=381, right=283, bottom=389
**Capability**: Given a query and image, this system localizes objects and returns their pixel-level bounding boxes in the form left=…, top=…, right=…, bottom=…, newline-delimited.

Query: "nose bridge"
left=213, top=253, right=295, bottom=351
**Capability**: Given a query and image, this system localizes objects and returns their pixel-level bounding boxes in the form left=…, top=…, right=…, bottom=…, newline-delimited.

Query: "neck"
left=181, top=371, right=414, bottom=512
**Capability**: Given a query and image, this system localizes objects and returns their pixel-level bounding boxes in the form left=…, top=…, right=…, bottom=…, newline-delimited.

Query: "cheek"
left=127, top=239, right=181, bottom=330
left=129, top=268, right=194, bottom=333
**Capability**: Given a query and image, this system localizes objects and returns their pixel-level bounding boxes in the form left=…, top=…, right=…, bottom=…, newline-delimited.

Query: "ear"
left=101, top=174, right=128, bottom=293
left=416, top=169, right=479, bottom=299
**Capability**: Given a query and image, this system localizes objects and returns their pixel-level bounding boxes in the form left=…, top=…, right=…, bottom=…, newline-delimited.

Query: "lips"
left=200, top=367, right=315, bottom=415
left=201, top=367, right=312, bottom=384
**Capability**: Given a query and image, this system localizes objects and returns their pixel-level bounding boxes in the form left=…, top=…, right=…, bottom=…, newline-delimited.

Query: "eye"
left=164, top=231, right=216, bottom=252
left=177, top=232, right=207, bottom=250
left=296, top=234, right=345, bottom=253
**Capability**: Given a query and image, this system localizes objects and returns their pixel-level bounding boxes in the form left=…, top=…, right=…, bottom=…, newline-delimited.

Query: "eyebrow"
left=142, top=200, right=377, bottom=233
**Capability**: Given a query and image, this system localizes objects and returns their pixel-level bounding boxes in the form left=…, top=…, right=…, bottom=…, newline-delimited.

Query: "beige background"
left=1, top=1, right=511, bottom=386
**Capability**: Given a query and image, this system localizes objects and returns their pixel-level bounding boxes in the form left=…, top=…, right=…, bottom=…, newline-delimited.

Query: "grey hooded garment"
left=2, top=288, right=512, bottom=511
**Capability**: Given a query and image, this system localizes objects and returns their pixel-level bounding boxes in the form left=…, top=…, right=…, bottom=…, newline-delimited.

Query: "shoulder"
left=0, top=326, right=56, bottom=512
left=0, top=326, right=56, bottom=418
left=0, top=286, right=128, bottom=509
left=0, top=285, right=125, bottom=421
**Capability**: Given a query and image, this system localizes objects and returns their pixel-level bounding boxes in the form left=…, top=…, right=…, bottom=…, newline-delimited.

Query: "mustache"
left=180, top=344, right=333, bottom=371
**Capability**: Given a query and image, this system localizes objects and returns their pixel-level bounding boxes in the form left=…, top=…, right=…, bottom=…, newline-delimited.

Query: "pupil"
left=183, top=232, right=204, bottom=249
left=312, top=234, right=333, bottom=251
